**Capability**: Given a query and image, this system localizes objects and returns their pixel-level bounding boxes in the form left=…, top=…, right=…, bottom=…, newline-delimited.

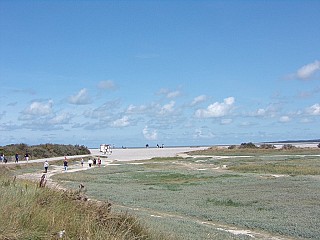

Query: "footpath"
left=4, top=154, right=91, bottom=165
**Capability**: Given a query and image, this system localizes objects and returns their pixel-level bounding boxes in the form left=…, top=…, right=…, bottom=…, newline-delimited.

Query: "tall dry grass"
left=0, top=167, right=163, bottom=240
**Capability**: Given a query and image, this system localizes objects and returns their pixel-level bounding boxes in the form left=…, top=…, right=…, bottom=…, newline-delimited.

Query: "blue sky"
left=0, top=0, right=319, bottom=148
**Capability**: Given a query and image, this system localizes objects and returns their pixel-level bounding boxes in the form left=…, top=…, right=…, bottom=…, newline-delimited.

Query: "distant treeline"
left=0, top=143, right=90, bottom=159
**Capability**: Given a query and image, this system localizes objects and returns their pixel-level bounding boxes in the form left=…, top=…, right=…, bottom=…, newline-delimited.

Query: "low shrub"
left=239, top=142, right=257, bottom=149
left=0, top=143, right=90, bottom=159
left=281, top=144, right=296, bottom=150
left=259, top=144, right=276, bottom=149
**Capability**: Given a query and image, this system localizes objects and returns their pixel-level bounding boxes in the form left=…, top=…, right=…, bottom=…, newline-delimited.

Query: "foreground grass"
left=0, top=167, right=166, bottom=240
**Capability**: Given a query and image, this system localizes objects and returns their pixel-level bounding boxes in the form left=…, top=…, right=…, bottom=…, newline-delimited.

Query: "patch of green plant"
left=206, top=198, right=245, bottom=207
left=206, top=198, right=258, bottom=207
left=133, top=172, right=191, bottom=183
left=229, top=163, right=320, bottom=175
left=216, top=174, right=242, bottom=178
left=131, top=171, right=229, bottom=186
left=149, top=156, right=184, bottom=162
left=162, top=184, right=183, bottom=191
left=189, top=147, right=320, bottom=156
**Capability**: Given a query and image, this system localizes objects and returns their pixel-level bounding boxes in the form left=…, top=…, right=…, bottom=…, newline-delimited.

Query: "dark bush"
left=30, top=147, right=51, bottom=158
left=282, top=144, right=295, bottom=150
left=260, top=144, right=276, bottom=149
left=0, top=143, right=90, bottom=159
left=239, top=142, right=257, bottom=149
left=228, top=145, right=237, bottom=149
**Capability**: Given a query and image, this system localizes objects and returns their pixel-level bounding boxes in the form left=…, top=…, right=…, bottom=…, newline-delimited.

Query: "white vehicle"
left=100, top=144, right=112, bottom=154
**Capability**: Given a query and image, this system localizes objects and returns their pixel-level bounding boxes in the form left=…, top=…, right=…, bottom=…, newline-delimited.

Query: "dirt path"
left=16, top=163, right=92, bottom=190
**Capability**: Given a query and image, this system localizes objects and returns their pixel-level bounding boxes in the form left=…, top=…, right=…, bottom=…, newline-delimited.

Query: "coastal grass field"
left=0, top=167, right=167, bottom=240
left=51, top=148, right=320, bottom=240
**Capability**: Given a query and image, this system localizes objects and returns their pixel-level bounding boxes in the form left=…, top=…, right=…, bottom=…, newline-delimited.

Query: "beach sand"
left=89, top=146, right=209, bottom=162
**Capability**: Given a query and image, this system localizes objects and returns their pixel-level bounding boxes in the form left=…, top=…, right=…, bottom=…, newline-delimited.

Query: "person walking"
left=44, top=160, right=49, bottom=173
left=88, top=158, right=93, bottom=167
left=15, top=153, right=19, bottom=163
left=25, top=152, right=29, bottom=163
left=63, top=157, right=68, bottom=171
left=98, top=157, right=101, bottom=167
left=81, top=158, right=84, bottom=167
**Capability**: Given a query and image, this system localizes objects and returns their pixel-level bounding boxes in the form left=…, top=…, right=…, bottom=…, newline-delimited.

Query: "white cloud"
left=143, top=126, right=158, bottom=140
left=24, top=100, right=53, bottom=116
left=193, top=128, right=214, bottom=139
left=98, top=80, right=116, bottom=90
left=0, top=122, right=19, bottom=131
left=126, top=104, right=148, bottom=114
left=167, top=90, right=181, bottom=98
left=195, top=97, right=235, bottom=118
left=112, top=116, right=130, bottom=127
left=68, top=88, right=91, bottom=105
left=157, top=88, right=181, bottom=98
left=256, top=108, right=267, bottom=117
left=159, top=101, right=175, bottom=115
left=250, top=104, right=278, bottom=118
left=49, top=113, right=72, bottom=124
left=279, top=116, right=291, bottom=123
left=191, top=95, right=207, bottom=106
left=293, top=60, right=320, bottom=80
left=306, top=103, right=320, bottom=115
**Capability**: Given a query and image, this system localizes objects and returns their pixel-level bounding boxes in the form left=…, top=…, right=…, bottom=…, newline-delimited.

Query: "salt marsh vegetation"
left=53, top=148, right=320, bottom=239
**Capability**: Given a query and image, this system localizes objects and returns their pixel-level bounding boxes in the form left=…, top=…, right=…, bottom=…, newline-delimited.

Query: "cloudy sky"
left=0, top=1, right=319, bottom=148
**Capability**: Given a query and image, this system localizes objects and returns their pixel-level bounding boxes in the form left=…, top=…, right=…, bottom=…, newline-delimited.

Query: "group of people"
left=0, top=152, right=30, bottom=163
left=43, top=156, right=102, bottom=173
left=42, top=157, right=68, bottom=173
left=81, top=157, right=101, bottom=168
left=0, top=153, right=7, bottom=163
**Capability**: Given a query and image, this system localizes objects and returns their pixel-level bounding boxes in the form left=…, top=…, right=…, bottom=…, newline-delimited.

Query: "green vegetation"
left=0, top=143, right=90, bottom=159
left=2, top=146, right=320, bottom=239
left=190, top=144, right=320, bottom=156
left=229, top=162, right=320, bottom=175
left=205, top=198, right=255, bottom=207
left=0, top=167, right=168, bottom=240
left=53, top=149, right=320, bottom=240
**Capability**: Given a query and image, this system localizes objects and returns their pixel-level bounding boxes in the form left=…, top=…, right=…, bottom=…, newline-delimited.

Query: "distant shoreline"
left=89, top=141, right=320, bottom=151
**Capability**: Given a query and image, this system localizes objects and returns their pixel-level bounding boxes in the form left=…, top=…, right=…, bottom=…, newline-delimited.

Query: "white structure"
left=100, top=144, right=112, bottom=154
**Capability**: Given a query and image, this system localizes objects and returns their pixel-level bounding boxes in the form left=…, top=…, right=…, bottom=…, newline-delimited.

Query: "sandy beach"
left=89, top=146, right=209, bottom=162
left=4, top=146, right=208, bottom=165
